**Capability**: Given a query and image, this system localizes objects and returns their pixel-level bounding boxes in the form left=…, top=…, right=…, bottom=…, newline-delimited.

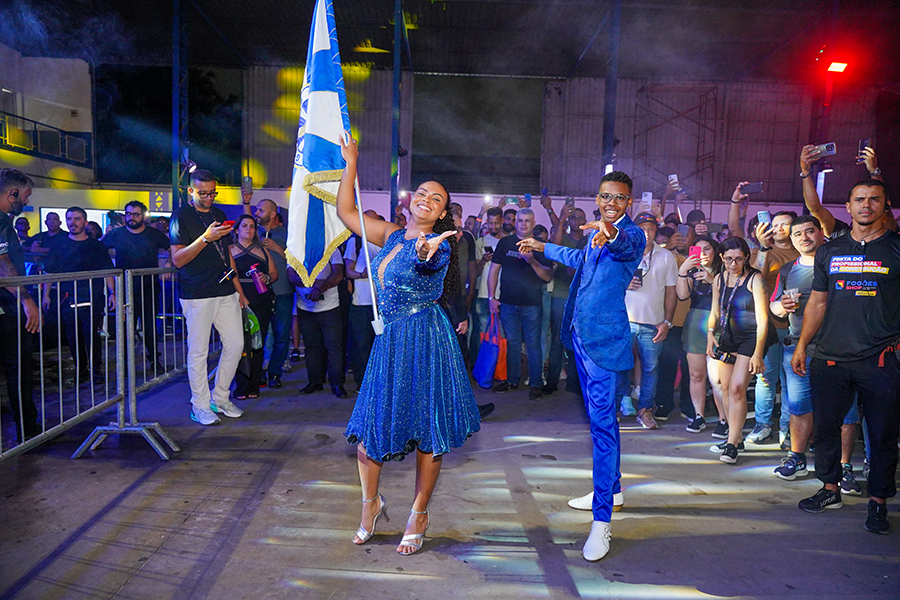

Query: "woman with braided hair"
left=336, top=135, right=480, bottom=556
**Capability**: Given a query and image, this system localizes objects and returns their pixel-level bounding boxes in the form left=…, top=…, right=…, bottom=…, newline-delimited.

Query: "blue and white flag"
left=286, top=0, right=352, bottom=286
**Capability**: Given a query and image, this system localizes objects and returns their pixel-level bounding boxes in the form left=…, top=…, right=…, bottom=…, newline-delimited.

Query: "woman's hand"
left=679, top=255, right=700, bottom=275
left=416, top=231, right=456, bottom=261
left=340, top=132, right=359, bottom=167
left=749, top=353, right=765, bottom=375
left=706, top=331, right=717, bottom=358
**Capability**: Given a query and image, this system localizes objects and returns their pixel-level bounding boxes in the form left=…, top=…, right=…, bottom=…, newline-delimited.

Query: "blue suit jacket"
left=543, top=215, right=645, bottom=372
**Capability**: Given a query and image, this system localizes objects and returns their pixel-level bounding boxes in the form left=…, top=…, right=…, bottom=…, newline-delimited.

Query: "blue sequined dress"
left=345, top=229, right=481, bottom=461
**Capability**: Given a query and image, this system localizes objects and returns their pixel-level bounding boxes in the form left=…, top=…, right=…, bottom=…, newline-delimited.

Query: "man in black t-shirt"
left=0, top=169, right=41, bottom=443
left=103, top=200, right=171, bottom=369
left=169, top=170, right=248, bottom=426
left=791, top=179, right=900, bottom=534
left=42, top=206, right=116, bottom=383
left=28, top=211, right=63, bottom=254
left=487, top=208, right=554, bottom=399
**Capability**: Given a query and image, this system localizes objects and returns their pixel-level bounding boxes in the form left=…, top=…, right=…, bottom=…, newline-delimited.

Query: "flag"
left=286, top=0, right=352, bottom=286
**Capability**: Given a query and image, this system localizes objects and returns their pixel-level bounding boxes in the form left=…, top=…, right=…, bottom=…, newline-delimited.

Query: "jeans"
left=615, top=323, right=663, bottom=411
left=181, top=293, right=244, bottom=411
left=266, top=293, right=294, bottom=377
left=499, top=303, right=543, bottom=387
left=755, top=328, right=790, bottom=432
left=541, top=289, right=552, bottom=364
left=469, top=298, right=490, bottom=365
left=297, top=307, right=345, bottom=386
left=656, top=325, right=694, bottom=418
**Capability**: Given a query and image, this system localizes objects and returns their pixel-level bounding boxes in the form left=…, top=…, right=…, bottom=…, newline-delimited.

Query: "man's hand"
left=107, top=291, right=116, bottom=311
left=860, top=146, right=878, bottom=174
left=781, top=292, right=800, bottom=314
left=540, top=193, right=552, bottom=211
left=416, top=231, right=456, bottom=261
left=41, top=293, right=51, bottom=312
left=627, top=276, right=642, bottom=291
left=489, top=298, right=500, bottom=315
left=581, top=220, right=616, bottom=248
left=21, top=297, right=41, bottom=333
left=653, top=321, right=669, bottom=343
left=668, top=231, right=686, bottom=251
left=241, top=190, right=253, bottom=205
left=694, top=222, right=709, bottom=236
left=456, top=319, right=469, bottom=335
left=755, top=221, right=774, bottom=248
left=800, top=145, right=820, bottom=175
left=731, top=181, right=751, bottom=205
left=204, top=221, right=232, bottom=242
left=516, top=237, right=546, bottom=253
left=478, top=250, right=494, bottom=265
left=791, top=345, right=808, bottom=376
left=340, top=132, right=359, bottom=167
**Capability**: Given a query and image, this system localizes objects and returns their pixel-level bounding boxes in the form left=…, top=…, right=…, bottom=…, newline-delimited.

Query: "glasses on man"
left=196, top=191, right=218, bottom=199
left=597, top=193, right=631, bottom=205
left=723, top=256, right=746, bottom=264
left=124, top=211, right=143, bottom=217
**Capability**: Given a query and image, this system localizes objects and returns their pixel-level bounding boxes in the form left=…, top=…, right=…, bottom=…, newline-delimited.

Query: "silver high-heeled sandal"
left=397, top=508, right=429, bottom=555
left=353, top=494, right=388, bottom=544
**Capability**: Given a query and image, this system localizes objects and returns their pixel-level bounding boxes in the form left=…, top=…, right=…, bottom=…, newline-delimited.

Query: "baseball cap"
left=634, top=212, right=658, bottom=226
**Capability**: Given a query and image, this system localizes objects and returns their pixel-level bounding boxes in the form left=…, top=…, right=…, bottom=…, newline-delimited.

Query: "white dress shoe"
left=567, top=491, right=624, bottom=511
left=583, top=520, right=612, bottom=561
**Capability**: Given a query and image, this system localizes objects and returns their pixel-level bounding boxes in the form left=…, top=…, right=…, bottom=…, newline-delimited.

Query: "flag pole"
left=353, top=178, right=384, bottom=335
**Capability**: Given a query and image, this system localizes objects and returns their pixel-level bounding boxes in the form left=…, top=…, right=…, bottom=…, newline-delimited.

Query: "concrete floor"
left=1, top=366, right=898, bottom=600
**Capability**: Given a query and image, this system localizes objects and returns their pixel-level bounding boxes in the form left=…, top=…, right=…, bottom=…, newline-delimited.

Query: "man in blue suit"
left=518, top=171, right=645, bottom=561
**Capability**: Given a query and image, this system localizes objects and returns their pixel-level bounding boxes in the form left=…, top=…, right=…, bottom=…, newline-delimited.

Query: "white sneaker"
left=630, top=385, right=641, bottom=401
left=567, top=491, right=624, bottom=511
left=191, top=407, right=221, bottom=426
left=211, top=398, right=243, bottom=418
left=583, top=521, right=612, bottom=561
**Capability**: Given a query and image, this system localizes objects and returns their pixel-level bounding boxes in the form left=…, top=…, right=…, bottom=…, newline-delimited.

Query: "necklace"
left=855, top=225, right=885, bottom=247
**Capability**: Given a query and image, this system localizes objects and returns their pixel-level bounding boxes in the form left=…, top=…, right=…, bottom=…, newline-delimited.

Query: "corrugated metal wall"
left=243, top=67, right=413, bottom=190
left=543, top=78, right=879, bottom=205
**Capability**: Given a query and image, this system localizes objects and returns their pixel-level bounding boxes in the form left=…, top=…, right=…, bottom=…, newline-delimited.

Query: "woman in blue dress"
left=336, top=135, right=481, bottom=555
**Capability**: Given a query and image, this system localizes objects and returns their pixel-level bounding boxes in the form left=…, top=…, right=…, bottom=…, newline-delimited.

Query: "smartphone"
left=706, top=222, right=724, bottom=234
left=642, top=192, right=652, bottom=203
left=222, top=220, right=235, bottom=228
left=857, top=139, right=872, bottom=164
left=504, top=196, right=518, bottom=206
left=677, top=224, right=691, bottom=237
left=813, top=142, right=837, bottom=158
left=541, top=188, right=549, bottom=196
left=740, top=182, right=763, bottom=195
left=689, top=245, right=702, bottom=260
left=241, top=176, right=252, bottom=195
left=633, top=267, right=643, bottom=283
left=757, top=211, right=771, bottom=225
left=522, top=193, right=532, bottom=208
left=484, top=245, right=494, bottom=254
left=565, top=196, right=575, bottom=206
left=668, top=174, right=681, bottom=190
left=483, top=195, right=492, bottom=205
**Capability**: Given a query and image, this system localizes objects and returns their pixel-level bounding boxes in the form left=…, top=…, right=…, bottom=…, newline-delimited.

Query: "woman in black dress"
left=230, top=214, right=278, bottom=399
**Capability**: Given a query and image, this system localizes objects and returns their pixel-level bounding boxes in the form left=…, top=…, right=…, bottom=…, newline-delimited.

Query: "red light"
left=828, top=62, right=848, bottom=72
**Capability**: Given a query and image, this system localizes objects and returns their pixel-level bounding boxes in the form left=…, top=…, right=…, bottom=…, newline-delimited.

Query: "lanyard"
left=189, top=204, right=230, bottom=270
left=640, top=244, right=654, bottom=273
left=719, top=271, right=746, bottom=332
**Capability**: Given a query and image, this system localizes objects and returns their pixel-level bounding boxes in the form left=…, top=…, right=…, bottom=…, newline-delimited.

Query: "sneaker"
left=289, top=348, right=301, bottom=363
left=620, top=396, right=637, bottom=416
left=568, top=491, right=624, bottom=511
left=492, top=382, right=518, bottom=393
left=636, top=408, right=658, bottom=429
left=780, top=431, right=792, bottom=452
left=685, top=416, right=707, bottom=433
left=864, top=500, right=890, bottom=534
left=840, top=464, right=862, bottom=496
left=774, top=453, right=808, bottom=481
left=710, top=420, right=728, bottom=439
left=863, top=457, right=870, bottom=480
left=210, top=398, right=243, bottom=418
left=478, top=403, right=495, bottom=419
left=630, top=385, right=641, bottom=400
left=710, top=440, right=744, bottom=453
left=798, top=486, right=842, bottom=513
left=541, top=383, right=557, bottom=395
left=719, top=443, right=739, bottom=463
left=654, top=409, right=671, bottom=421
left=528, top=386, right=542, bottom=400
left=746, top=423, right=773, bottom=444
left=191, top=407, right=221, bottom=426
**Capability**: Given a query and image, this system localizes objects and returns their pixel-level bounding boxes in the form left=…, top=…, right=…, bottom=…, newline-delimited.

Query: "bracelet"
left=730, top=199, right=742, bottom=204
left=475, top=218, right=482, bottom=222
left=678, top=273, right=691, bottom=278
left=242, top=201, right=250, bottom=205
left=799, top=171, right=812, bottom=179
left=758, top=246, right=770, bottom=252
left=708, top=328, right=715, bottom=332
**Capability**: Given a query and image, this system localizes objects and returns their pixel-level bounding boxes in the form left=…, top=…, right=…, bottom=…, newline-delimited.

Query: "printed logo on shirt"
left=829, top=255, right=889, bottom=274
left=835, top=279, right=878, bottom=295
left=0, top=241, right=8, bottom=252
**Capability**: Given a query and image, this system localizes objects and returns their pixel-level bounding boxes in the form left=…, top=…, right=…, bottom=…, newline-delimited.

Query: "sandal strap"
left=409, top=508, right=428, bottom=515
left=362, top=493, right=383, bottom=504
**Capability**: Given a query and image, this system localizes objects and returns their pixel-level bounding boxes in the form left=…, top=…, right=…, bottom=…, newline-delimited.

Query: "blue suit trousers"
left=573, top=332, right=622, bottom=522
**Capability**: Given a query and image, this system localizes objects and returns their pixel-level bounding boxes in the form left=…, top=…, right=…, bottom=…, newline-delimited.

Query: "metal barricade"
left=0, top=269, right=125, bottom=460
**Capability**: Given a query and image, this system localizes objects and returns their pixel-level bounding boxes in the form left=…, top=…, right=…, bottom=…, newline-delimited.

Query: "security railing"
left=0, top=111, right=92, bottom=168
left=0, top=267, right=223, bottom=461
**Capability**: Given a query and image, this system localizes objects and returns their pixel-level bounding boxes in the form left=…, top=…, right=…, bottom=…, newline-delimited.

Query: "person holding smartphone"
left=706, top=237, right=774, bottom=464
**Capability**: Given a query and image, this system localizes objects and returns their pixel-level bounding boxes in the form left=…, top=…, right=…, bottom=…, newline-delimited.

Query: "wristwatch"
left=663, top=319, right=673, bottom=328
left=200, top=235, right=210, bottom=244
left=870, top=167, right=882, bottom=176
